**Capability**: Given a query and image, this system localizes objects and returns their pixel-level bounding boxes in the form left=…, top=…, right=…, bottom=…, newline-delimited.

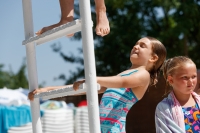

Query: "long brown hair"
left=146, top=37, right=167, bottom=85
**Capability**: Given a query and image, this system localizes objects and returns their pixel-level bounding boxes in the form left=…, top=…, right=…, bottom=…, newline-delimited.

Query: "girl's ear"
left=167, top=75, right=173, bottom=85
left=149, top=54, right=158, bottom=63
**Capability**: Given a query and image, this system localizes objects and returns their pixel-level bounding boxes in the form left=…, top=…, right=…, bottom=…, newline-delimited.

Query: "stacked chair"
left=74, top=107, right=90, bottom=133
left=8, top=123, right=32, bottom=133
left=42, top=108, right=74, bottom=133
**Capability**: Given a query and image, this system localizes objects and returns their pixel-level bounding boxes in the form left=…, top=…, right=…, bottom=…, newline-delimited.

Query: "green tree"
left=0, top=60, right=29, bottom=89
left=52, top=0, right=200, bottom=84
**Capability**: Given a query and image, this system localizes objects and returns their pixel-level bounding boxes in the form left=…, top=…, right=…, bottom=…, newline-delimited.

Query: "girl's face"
left=168, top=63, right=197, bottom=95
left=130, top=38, right=153, bottom=65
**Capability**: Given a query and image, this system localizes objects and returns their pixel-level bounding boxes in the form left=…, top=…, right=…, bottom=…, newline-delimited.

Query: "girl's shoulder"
left=119, top=68, right=149, bottom=76
left=129, top=68, right=150, bottom=78
left=119, top=69, right=150, bottom=86
left=156, top=95, right=173, bottom=112
left=117, top=69, right=135, bottom=76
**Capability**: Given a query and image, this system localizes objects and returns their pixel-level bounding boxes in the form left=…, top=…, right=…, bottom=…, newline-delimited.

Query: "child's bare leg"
left=36, top=0, right=74, bottom=37
left=95, top=0, right=110, bottom=37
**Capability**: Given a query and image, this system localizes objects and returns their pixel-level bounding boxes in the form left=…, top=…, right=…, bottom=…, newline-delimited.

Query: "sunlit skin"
left=167, top=63, right=197, bottom=107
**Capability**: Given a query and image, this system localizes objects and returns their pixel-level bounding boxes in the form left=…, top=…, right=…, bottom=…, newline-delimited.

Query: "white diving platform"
left=22, top=19, right=85, bottom=46
left=34, top=83, right=100, bottom=100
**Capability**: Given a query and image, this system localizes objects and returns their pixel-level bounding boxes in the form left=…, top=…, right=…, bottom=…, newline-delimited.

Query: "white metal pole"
left=22, top=0, right=43, bottom=133
left=79, top=0, right=101, bottom=133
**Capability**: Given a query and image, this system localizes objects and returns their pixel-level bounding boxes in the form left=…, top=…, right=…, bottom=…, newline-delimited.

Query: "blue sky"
left=0, top=1, right=83, bottom=87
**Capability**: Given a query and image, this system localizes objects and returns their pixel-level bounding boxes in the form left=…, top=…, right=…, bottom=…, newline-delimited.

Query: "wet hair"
left=162, top=56, right=196, bottom=93
left=145, top=37, right=167, bottom=85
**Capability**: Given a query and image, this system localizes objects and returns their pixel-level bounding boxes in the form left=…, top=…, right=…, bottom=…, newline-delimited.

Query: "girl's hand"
left=28, top=88, right=48, bottom=101
left=73, top=79, right=85, bottom=91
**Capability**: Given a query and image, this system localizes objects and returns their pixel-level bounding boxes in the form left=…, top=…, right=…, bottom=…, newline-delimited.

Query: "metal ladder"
left=22, top=0, right=100, bottom=133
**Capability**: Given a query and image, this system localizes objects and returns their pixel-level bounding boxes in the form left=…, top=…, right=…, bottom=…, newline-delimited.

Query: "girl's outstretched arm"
left=96, top=70, right=150, bottom=89
left=72, top=71, right=148, bottom=94
left=73, top=79, right=107, bottom=94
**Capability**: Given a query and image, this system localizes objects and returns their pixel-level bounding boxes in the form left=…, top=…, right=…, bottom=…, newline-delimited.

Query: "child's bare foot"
left=96, top=10, right=110, bottom=37
left=35, top=17, right=74, bottom=37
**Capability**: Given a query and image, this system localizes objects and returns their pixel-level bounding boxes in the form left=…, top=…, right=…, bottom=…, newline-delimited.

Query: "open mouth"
left=132, top=51, right=138, bottom=55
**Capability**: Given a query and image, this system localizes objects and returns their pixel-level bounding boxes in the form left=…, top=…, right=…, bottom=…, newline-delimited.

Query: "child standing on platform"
left=29, top=36, right=166, bottom=132
left=36, top=0, right=110, bottom=37
left=155, top=56, right=200, bottom=133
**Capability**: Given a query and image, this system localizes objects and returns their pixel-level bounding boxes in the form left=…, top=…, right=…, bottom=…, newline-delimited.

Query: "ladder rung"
left=34, top=83, right=100, bottom=100
left=23, top=19, right=85, bottom=46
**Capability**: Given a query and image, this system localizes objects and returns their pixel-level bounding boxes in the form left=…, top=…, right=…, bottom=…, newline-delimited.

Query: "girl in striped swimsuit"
left=74, top=36, right=167, bottom=132
left=29, top=36, right=166, bottom=133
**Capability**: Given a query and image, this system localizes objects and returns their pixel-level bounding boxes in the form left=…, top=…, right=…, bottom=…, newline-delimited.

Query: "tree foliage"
left=0, top=60, right=29, bottom=89
left=52, top=0, right=200, bottom=84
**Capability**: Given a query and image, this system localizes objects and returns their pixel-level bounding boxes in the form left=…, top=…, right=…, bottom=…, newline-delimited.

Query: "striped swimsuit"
left=99, top=70, right=138, bottom=133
